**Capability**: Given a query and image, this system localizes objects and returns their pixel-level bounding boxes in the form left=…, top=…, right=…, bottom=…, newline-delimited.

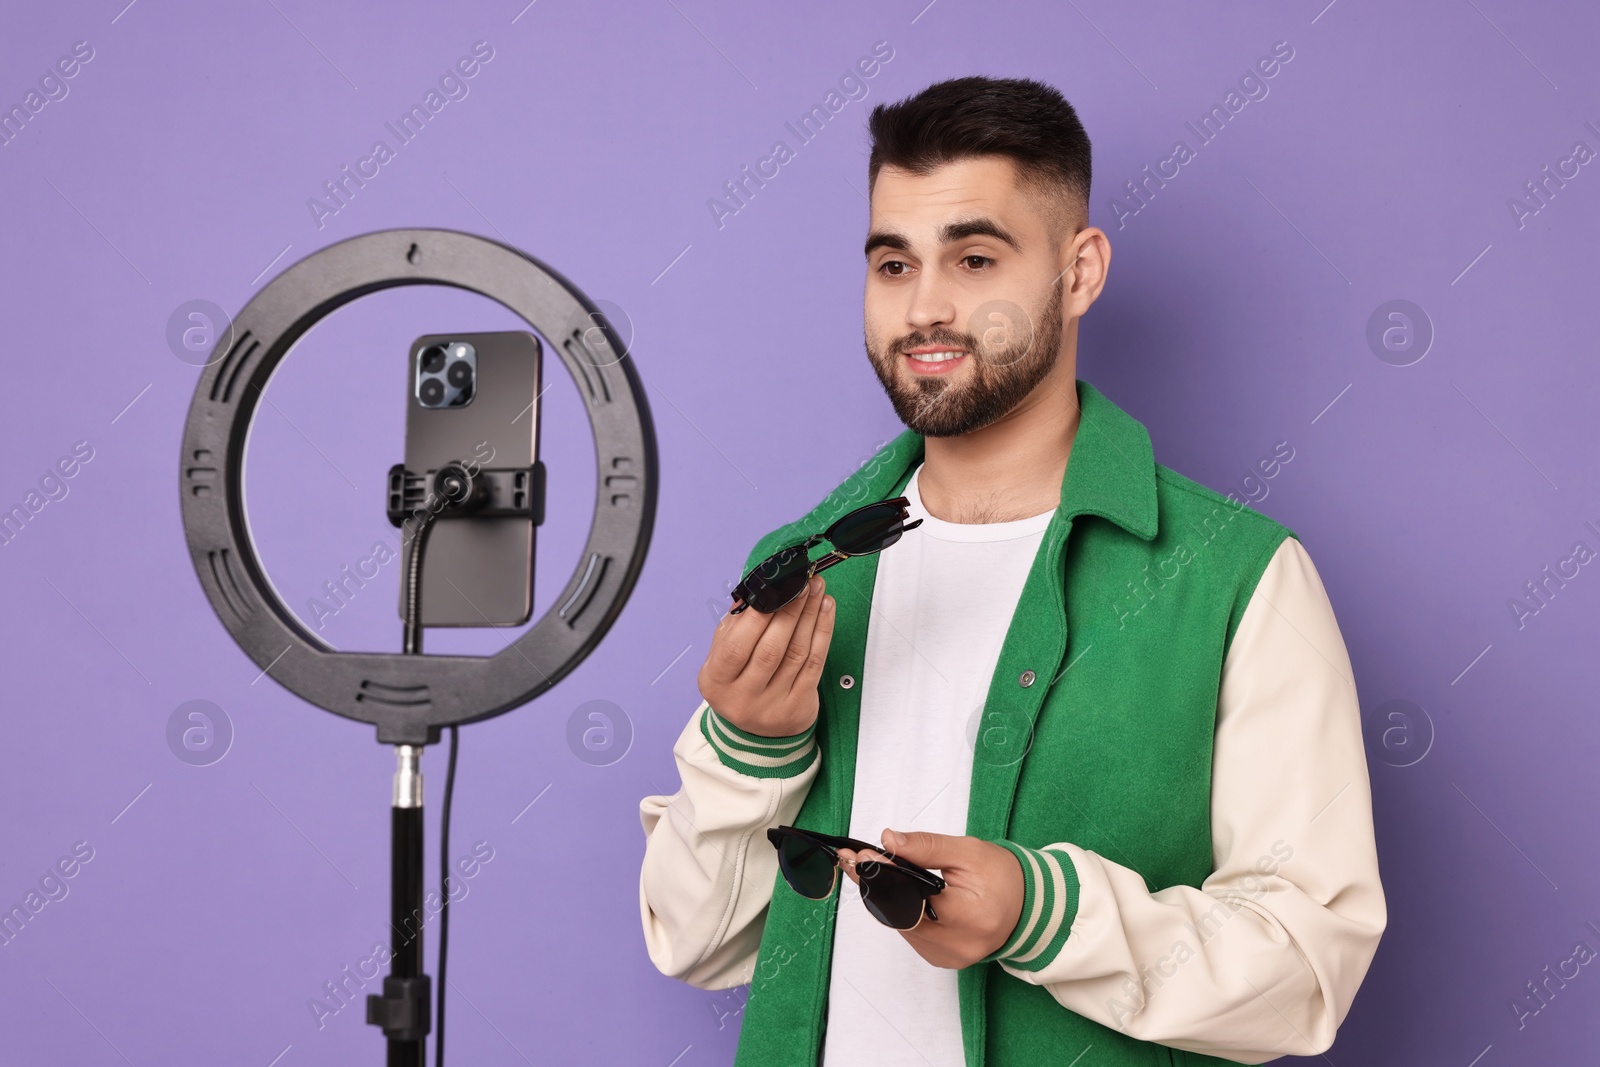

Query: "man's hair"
left=867, top=76, right=1092, bottom=234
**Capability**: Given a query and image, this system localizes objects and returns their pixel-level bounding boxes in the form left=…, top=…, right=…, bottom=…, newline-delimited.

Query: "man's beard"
left=865, top=281, right=1065, bottom=438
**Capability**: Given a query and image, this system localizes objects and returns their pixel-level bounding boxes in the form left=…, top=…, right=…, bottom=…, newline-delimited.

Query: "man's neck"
left=916, top=356, right=1081, bottom=525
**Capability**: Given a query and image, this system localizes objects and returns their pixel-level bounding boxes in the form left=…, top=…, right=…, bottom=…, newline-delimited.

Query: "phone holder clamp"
left=384, top=461, right=547, bottom=527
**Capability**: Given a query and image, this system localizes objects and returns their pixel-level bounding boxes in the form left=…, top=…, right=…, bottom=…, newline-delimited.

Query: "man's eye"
left=878, top=260, right=910, bottom=277
left=963, top=255, right=993, bottom=270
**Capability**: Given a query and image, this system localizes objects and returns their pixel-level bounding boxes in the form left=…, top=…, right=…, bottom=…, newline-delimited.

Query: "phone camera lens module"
left=421, top=345, right=448, bottom=373
left=447, top=361, right=473, bottom=389
left=419, top=378, right=445, bottom=406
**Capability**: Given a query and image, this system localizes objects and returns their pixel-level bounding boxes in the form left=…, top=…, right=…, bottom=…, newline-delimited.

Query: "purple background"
left=2, top=1, right=1597, bottom=1063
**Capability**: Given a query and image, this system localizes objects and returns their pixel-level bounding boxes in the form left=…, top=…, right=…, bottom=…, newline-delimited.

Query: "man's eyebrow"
left=939, top=217, right=1021, bottom=252
left=863, top=217, right=1022, bottom=259
left=864, top=230, right=909, bottom=258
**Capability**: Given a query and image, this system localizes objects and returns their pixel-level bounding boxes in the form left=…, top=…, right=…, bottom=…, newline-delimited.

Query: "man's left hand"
left=836, top=829, right=1024, bottom=969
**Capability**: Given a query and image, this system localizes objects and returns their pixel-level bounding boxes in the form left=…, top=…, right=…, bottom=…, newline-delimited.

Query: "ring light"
left=179, top=228, right=658, bottom=744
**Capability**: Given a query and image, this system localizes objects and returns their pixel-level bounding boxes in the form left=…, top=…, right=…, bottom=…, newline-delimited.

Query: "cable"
left=436, top=723, right=459, bottom=1067
left=400, top=500, right=458, bottom=1064
left=401, top=474, right=478, bottom=1065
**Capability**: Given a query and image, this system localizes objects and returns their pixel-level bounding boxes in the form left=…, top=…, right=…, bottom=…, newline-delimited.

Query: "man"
left=639, top=76, right=1384, bottom=1066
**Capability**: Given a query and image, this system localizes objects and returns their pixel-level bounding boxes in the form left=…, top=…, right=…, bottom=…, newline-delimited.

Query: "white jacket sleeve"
left=983, top=536, right=1386, bottom=1062
left=639, top=698, right=822, bottom=990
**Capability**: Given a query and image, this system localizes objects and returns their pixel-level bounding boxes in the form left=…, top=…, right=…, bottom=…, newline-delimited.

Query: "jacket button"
left=1019, top=670, right=1036, bottom=687
left=840, top=675, right=855, bottom=689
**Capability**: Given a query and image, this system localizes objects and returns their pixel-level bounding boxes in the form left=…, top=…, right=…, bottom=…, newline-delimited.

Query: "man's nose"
left=905, top=267, right=957, bottom=332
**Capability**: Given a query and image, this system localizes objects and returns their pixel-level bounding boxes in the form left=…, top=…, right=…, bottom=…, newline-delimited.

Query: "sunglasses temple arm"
left=872, top=845, right=944, bottom=888
left=811, top=552, right=849, bottom=576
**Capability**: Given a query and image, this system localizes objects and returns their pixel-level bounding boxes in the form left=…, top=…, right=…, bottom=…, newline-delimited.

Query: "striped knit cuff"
left=979, top=840, right=1081, bottom=971
left=698, top=703, right=818, bottom=779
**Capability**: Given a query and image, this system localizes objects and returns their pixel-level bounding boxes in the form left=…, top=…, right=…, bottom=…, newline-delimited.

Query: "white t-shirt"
left=820, top=461, right=1055, bottom=1067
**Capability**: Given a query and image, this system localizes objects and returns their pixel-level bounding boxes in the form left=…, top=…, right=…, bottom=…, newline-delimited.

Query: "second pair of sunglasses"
left=767, top=825, right=945, bottom=930
left=730, top=497, right=923, bottom=615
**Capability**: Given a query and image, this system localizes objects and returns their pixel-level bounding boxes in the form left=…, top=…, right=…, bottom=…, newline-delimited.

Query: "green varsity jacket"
left=720, top=379, right=1296, bottom=1067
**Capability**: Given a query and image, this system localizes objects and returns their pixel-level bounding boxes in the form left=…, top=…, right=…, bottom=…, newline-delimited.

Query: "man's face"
left=863, top=156, right=1072, bottom=438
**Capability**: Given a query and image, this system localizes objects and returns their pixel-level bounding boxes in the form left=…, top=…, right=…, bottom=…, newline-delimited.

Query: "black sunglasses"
left=730, top=497, right=923, bottom=615
left=766, top=825, right=945, bottom=930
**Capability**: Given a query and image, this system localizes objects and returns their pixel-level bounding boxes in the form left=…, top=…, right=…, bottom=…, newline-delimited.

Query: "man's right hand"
left=697, top=575, right=836, bottom=737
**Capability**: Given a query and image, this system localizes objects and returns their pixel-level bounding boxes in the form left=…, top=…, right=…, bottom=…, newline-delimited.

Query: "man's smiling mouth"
left=903, top=347, right=969, bottom=372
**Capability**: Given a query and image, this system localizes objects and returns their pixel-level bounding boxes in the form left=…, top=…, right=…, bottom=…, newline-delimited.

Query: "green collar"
left=825, top=378, right=1159, bottom=540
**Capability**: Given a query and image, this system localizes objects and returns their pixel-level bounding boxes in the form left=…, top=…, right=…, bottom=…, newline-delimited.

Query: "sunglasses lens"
left=857, top=863, right=928, bottom=930
left=742, top=544, right=813, bottom=613
left=776, top=835, right=836, bottom=899
left=828, top=504, right=910, bottom=557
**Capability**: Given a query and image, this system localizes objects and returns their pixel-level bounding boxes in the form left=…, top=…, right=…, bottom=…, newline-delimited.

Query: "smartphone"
left=398, top=330, right=542, bottom=626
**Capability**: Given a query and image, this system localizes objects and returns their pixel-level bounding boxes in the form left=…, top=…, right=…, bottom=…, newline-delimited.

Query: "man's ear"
left=1064, top=226, right=1112, bottom=315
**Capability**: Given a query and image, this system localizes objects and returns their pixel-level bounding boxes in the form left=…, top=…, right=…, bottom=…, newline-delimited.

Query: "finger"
left=734, top=577, right=817, bottom=689
left=881, top=829, right=955, bottom=871
left=703, top=602, right=778, bottom=689
left=854, top=847, right=893, bottom=866
left=770, top=576, right=825, bottom=692
left=790, top=586, right=837, bottom=697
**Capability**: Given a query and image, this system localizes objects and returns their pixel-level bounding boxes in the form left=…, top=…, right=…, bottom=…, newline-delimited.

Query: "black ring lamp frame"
left=180, top=228, right=658, bottom=745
